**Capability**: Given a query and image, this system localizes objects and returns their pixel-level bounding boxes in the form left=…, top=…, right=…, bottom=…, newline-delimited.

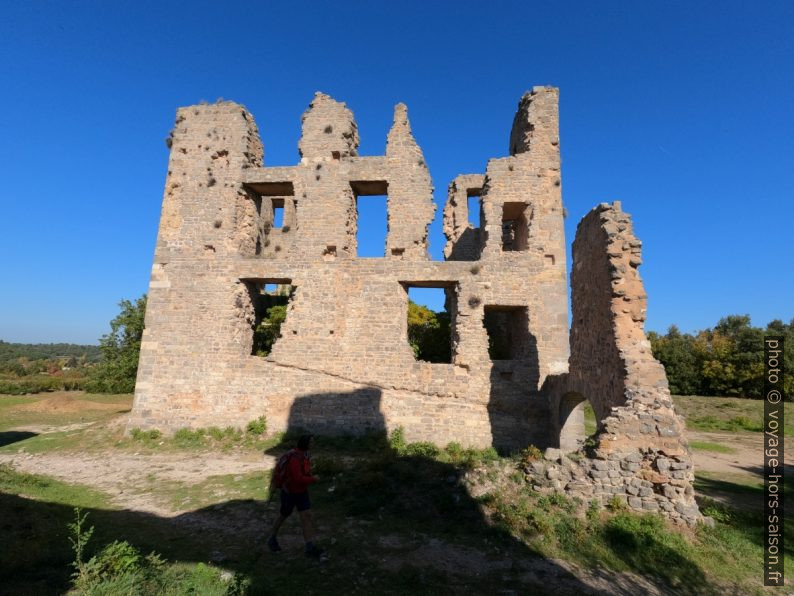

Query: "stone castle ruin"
left=129, top=87, right=700, bottom=523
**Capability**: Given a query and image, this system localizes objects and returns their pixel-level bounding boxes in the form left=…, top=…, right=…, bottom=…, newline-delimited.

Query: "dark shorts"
left=280, top=489, right=310, bottom=517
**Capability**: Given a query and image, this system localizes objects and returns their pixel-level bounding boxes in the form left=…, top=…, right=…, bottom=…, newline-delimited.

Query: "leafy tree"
left=649, top=326, right=701, bottom=395
left=252, top=304, right=287, bottom=356
left=407, top=301, right=451, bottom=363
left=0, top=339, right=101, bottom=363
left=84, top=296, right=147, bottom=394
left=695, top=329, right=739, bottom=396
left=765, top=318, right=794, bottom=399
left=651, top=314, right=792, bottom=400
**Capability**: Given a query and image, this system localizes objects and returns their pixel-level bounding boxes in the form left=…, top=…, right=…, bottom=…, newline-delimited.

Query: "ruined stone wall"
left=129, top=88, right=568, bottom=451
left=442, top=174, right=484, bottom=261
left=130, top=88, right=699, bottom=523
left=543, top=202, right=699, bottom=524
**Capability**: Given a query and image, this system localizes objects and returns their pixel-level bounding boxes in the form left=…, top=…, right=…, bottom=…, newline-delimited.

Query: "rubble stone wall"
left=543, top=202, right=700, bottom=524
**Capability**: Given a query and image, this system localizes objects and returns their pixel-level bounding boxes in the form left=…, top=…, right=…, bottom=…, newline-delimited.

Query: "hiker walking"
left=267, top=434, right=323, bottom=558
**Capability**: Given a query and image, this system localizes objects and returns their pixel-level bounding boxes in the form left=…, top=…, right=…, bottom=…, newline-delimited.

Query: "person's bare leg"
left=298, top=510, right=315, bottom=543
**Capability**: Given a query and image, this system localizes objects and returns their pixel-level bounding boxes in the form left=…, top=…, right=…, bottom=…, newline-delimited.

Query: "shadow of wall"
left=1, top=387, right=722, bottom=594
left=487, top=330, right=546, bottom=451
left=285, top=387, right=386, bottom=437
left=0, top=431, right=37, bottom=447
left=447, top=227, right=480, bottom=261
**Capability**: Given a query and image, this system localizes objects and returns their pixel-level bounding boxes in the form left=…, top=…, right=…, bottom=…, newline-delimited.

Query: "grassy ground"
left=583, top=395, right=793, bottom=437
left=688, top=440, right=736, bottom=454
left=673, top=395, right=794, bottom=436
left=1, top=392, right=791, bottom=594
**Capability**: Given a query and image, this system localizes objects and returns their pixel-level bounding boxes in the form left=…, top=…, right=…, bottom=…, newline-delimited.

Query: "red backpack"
left=270, top=449, right=300, bottom=495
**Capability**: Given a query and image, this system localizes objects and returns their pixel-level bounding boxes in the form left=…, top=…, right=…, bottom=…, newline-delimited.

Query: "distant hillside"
left=0, top=340, right=101, bottom=364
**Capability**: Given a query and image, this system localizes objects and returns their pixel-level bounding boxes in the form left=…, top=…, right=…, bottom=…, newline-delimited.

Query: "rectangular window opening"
left=467, top=195, right=481, bottom=228
left=272, top=198, right=285, bottom=229
left=483, top=305, right=529, bottom=360
left=246, top=279, right=295, bottom=357
left=502, top=202, right=529, bottom=251
left=244, top=183, right=295, bottom=254
left=351, top=181, right=389, bottom=258
left=403, top=284, right=456, bottom=364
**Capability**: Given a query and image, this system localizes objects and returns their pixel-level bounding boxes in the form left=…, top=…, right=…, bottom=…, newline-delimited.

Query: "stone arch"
left=558, top=391, right=588, bottom=453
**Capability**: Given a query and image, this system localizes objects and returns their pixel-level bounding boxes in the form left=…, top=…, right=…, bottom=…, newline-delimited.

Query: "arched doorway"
left=558, top=391, right=595, bottom=453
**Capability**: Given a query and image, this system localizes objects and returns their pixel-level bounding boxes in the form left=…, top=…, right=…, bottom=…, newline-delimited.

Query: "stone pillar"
left=129, top=102, right=264, bottom=430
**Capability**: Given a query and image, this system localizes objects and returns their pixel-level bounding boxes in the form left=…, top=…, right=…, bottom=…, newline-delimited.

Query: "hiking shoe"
left=267, top=536, right=282, bottom=552
left=305, top=543, right=323, bottom=559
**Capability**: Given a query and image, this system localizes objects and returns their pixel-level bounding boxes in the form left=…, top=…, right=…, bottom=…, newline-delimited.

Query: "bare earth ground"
left=0, top=392, right=785, bottom=594
left=689, top=430, right=783, bottom=477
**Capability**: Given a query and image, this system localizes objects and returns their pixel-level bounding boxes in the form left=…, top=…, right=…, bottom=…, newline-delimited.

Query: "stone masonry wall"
left=130, top=89, right=699, bottom=523
left=129, top=88, right=569, bottom=451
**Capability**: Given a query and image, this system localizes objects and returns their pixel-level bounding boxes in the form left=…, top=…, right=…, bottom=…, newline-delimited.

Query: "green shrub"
left=461, top=446, right=500, bottom=468
left=520, top=445, right=542, bottom=462
left=586, top=499, right=601, bottom=524
left=77, top=540, right=142, bottom=588
left=130, top=428, right=162, bottom=443
left=0, top=374, right=75, bottom=394
left=173, top=428, right=206, bottom=448
left=537, top=493, right=574, bottom=513
left=67, top=508, right=247, bottom=595
left=389, top=426, right=407, bottom=453
left=444, top=442, right=463, bottom=459
left=555, top=516, right=588, bottom=550
left=727, top=415, right=762, bottom=432
left=525, top=508, right=554, bottom=535
left=207, top=426, right=225, bottom=440
left=606, top=495, right=627, bottom=512
left=245, top=416, right=267, bottom=435
left=699, top=498, right=734, bottom=524
left=223, top=426, right=243, bottom=441
left=403, top=441, right=440, bottom=458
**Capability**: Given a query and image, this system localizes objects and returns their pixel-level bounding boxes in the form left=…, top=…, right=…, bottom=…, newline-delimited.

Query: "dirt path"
left=688, top=429, right=793, bottom=477
left=0, top=450, right=275, bottom=517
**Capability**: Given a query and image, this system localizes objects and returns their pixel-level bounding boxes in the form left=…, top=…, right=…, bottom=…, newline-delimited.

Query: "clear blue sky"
left=1, top=1, right=791, bottom=344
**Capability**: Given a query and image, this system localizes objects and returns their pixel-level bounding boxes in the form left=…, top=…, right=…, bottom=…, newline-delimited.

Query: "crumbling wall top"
left=298, top=92, right=360, bottom=159
left=509, top=86, right=560, bottom=171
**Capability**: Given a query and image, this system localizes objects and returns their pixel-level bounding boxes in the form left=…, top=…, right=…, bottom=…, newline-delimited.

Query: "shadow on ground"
left=0, top=388, right=725, bottom=595
left=0, top=431, right=37, bottom=447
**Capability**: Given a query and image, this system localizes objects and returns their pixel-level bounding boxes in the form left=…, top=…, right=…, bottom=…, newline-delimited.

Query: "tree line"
left=0, top=297, right=146, bottom=395
left=649, top=315, right=793, bottom=400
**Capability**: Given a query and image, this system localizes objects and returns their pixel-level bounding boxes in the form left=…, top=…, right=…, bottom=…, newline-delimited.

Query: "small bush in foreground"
left=67, top=508, right=247, bottom=595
